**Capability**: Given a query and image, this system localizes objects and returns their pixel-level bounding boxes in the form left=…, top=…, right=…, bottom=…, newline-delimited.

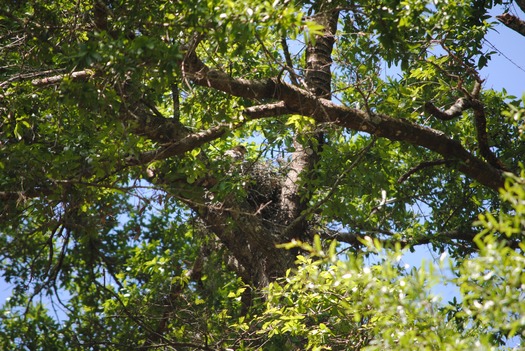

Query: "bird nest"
left=243, top=160, right=286, bottom=223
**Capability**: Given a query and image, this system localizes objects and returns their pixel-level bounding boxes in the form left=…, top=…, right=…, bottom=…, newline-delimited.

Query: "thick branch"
left=304, top=9, right=339, bottom=98
left=424, top=98, right=472, bottom=120
left=183, top=57, right=505, bottom=190
left=327, top=106, right=503, bottom=191
left=244, top=101, right=291, bottom=119
left=127, top=123, right=236, bottom=165
left=31, top=70, right=94, bottom=86
left=278, top=8, right=340, bottom=242
left=283, top=139, right=375, bottom=239
left=186, top=198, right=294, bottom=288
left=471, top=99, right=509, bottom=171
left=182, top=50, right=277, bottom=99
left=497, top=13, right=525, bottom=37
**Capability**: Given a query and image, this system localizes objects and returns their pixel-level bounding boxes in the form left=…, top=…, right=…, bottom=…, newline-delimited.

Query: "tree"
left=0, top=0, right=524, bottom=349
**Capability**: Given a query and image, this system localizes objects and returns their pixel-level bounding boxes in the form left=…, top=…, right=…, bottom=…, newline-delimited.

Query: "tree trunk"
left=177, top=8, right=340, bottom=288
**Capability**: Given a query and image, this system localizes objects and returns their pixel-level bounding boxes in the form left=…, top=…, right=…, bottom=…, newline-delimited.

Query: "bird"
left=224, top=145, right=247, bottom=161
left=223, top=145, right=247, bottom=176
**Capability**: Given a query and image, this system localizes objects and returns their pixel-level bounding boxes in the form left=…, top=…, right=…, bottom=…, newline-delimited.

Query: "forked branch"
left=181, top=47, right=505, bottom=190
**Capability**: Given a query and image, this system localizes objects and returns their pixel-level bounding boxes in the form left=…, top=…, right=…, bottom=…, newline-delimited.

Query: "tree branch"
left=127, top=122, right=240, bottom=165
left=280, top=37, right=300, bottom=86
left=278, top=8, right=340, bottom=241
left=424, top=98, right=472, bottom=120
left=182, top=50, right=278, bottom=100
left=31, top=69, right=94, bottom=86
left=497, top=13, right=525, bottom=37
left=0, top=188, right=54, bottom=201
left=0, top=69, right=64, bottom=88
left=397, top=159, right=455, bottom=183
left=517, top=0, right=525, bottom=14
left=182, top=49, right=505, bottom=190
left=330, top=228, right=478, bottom=249
left=282, top=139, right=376, bottom=240
left=172, top=82, right=181, bottom=121
left=471, top=99, right=509, bottom=171
left=244, top=101, right=291, bottom=119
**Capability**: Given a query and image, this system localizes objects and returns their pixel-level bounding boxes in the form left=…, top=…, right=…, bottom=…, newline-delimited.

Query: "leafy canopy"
left=1, top=0, right=525, bottom=349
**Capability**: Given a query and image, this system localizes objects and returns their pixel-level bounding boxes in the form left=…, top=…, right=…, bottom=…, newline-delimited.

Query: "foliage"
left=251, top=174, right=525, bottom=350
left=1, top=0, right=525, bottom=349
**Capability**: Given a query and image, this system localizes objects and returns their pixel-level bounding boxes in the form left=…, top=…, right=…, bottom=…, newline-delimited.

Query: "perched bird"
left=224, top=145, right=247, bottom=161
left=223, top=145, right=247, bottom=176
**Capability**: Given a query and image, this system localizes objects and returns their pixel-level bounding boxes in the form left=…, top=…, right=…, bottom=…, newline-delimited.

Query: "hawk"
left=224, top=145, right=247, bottom=161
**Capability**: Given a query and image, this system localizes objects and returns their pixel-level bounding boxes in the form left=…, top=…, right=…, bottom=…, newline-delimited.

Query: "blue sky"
left=370, top=7, right=525, bottom=305
left=482, top=8, right=525, bottom=96
left=394, top=10, right=525, bottom=315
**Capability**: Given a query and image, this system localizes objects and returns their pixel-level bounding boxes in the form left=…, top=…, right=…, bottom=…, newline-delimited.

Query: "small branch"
left=31, top=69, right=94, bottom=86
left=439, top=42, right=479, bottom=86
left=94, top=281, right=214, bottom=350
left=0, top=188, right=54, bottom=201
left=244, top=101, right=291, bottom=119
left=0, top=69, right=64, bottom=88
left=128, top=122, right=243, bottom=165
left=497, top=13, right=525, bottom=38
left=397, top=159, right=455, bottom=183
left=144, top=250, right=209, bottom=349
left=140, top=98, right=167, bottom=119
left=424, top=98, right=471, bottom=121
left=329, top=227, right=478, bottom=249
left=180, top=32, right=203, bottom=90
left=517, top=0, right=525, bottom=14
left=471, top=79, right=482, bottom=98
left=281, top=37, right=300, bottom=86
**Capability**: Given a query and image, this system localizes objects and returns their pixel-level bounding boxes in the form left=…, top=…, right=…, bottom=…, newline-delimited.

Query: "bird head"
left=224, top=145, right=247, bottom=160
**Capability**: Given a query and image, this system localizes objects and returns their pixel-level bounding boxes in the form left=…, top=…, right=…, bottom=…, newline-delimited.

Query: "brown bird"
left=224, top=145, right=247, bottom=161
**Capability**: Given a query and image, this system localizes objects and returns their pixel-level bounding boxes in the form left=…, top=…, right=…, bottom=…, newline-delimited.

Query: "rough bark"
left=497, top=13, right=525, bottom=37
left=424, top=98, right=472, bottom=121
left=280, top=8, right=339, bottom=243
left=181, top=54, right=505, bottom=190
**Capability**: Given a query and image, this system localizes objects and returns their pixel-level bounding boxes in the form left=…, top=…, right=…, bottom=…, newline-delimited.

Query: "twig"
left=281, top=37, right=300, bottom=86
left=397, top=159, right=454, bottom=183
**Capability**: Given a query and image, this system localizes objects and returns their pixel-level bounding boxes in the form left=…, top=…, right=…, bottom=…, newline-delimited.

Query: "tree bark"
left=497, top=13, right=525, bottom=37
left=280, top=8, right=339, bottom=242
